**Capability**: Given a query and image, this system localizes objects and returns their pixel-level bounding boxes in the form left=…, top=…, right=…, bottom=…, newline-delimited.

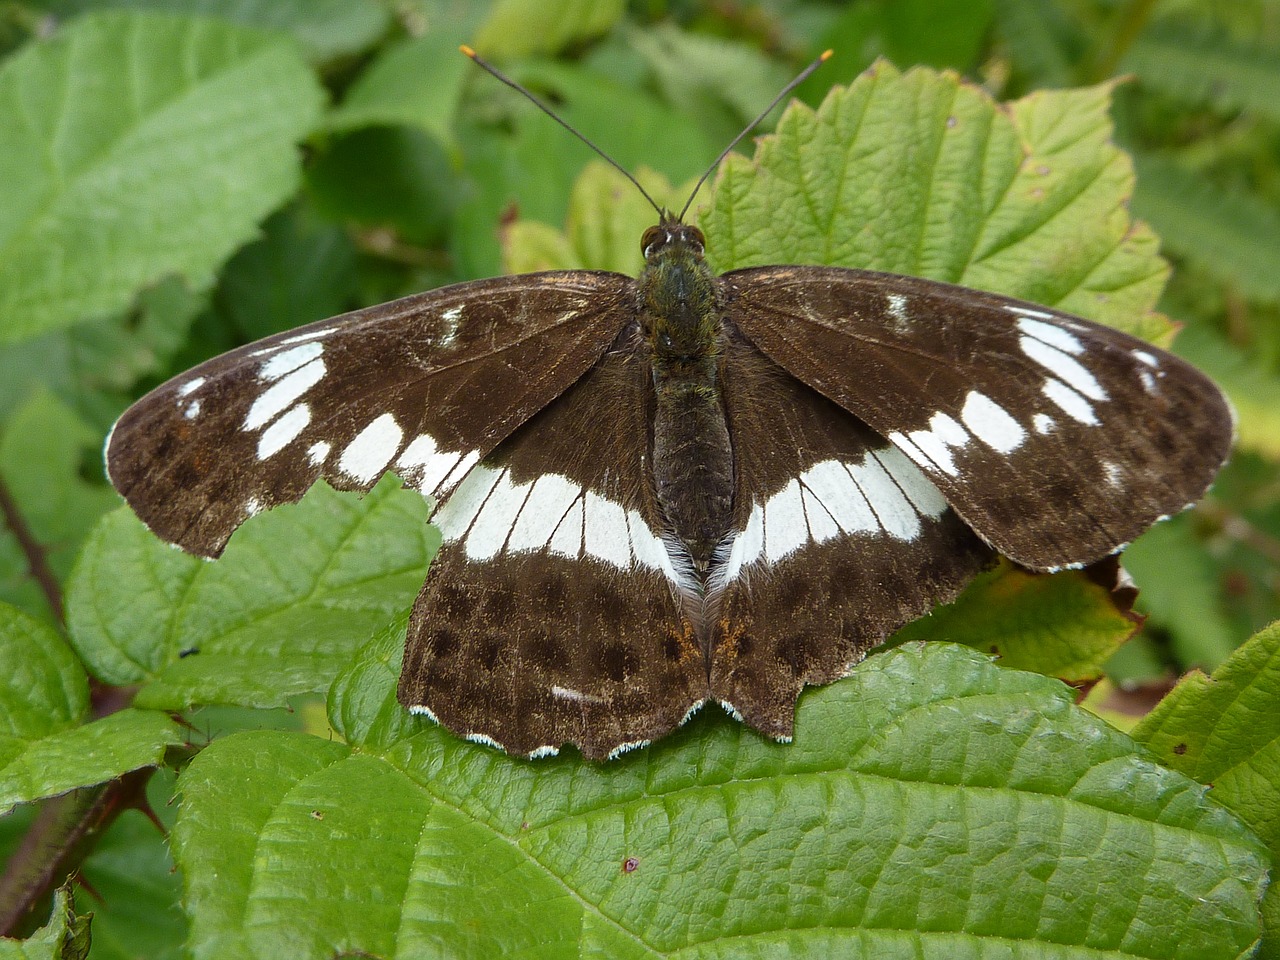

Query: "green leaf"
left=882, top=0, right=995, bottom=70
left=0, top=602, right=183, bottom=813
left=0, top=390, right=120, bottom=622
left=64, top=478, right=436, bottom=709
left=473, top=0, right=625, bottom=59
left=502, top=163, right=690, bottom=274
left=1121, top=514, right=1237, bottom=669
left=45, top=0, right=391, bottom=63
left=1132, top=152, right=1280, bottom=305
left=0, top=887, right=88, bottom=960
left=1124, top=23, right=1280, bottom=124
left=0, top=11, right=325, bottom=343
left=173, top=641, right=1266, bottom=958
left=890, top=561, right=1137, bottom=679
left=703, top=61, right=1173, bottom=341
left=326, top=31, right=471, bottom=146
left=1133, top=621, right=1280, bottom=957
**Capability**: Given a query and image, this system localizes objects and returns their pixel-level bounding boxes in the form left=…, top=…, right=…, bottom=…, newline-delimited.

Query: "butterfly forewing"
left=724, top=266, right=1234, bottom=571
left=106, top=272, right=632, bottom=557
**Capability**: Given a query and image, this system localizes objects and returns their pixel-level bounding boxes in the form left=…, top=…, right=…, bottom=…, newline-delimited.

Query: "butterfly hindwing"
left=725, top=266, right=1234, bottom=570
left=106, top=272, right=632, bottom=557
left=708, top=329, right=996, bottom=737
left=399, top=330, right=708, bottom=760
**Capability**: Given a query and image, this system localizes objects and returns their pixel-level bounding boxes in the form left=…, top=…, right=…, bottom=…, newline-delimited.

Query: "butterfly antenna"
left=676, top=49, right=832, bottom=222
left=461, top=45, right=666, bottom=219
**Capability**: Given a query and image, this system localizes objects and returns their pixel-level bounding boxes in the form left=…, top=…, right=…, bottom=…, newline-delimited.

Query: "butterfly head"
left=641, top=219, right=706, bottom=262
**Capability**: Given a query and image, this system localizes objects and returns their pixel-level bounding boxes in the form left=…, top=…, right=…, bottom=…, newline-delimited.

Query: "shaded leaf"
left=64, top=478, right=435, bottom=709
left=0, top=11, right=324, bottom=343
left=890, top=561, right=1136, bottom=679
left=0, top=887, right=87, bottom=960
left=173, top=640, right=1266, bottom=959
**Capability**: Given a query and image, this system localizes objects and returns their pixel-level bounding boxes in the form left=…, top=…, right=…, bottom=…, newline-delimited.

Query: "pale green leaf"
left=473, top=0, right=625, bottom=59
left=703, top=61, right=1173, bottom=340
left=173, top=641, right=1266, bottom=959
left=64, top=478, right=435, bottom=709
left=0, top=11, right=325, bottom=343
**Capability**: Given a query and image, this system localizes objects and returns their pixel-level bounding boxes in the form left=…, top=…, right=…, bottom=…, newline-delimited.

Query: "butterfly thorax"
left=638, top=220, right=734, bottom=584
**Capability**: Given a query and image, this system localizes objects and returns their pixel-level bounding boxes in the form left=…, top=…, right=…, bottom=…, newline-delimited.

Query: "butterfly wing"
left=707, top=328, right=995, bottom=738
left=106, top=272, right=633, bottom=557
left=398, top=330, right=708, bottom=760
left=724, top=267, right=1234, bottom=571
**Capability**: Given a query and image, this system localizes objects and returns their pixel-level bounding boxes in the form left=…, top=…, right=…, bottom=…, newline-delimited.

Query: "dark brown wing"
left=707, top=329, right=995, bottom=739
left=398, top=330, right=707, bottom=760
left=106, top=272, right=633, bottom=557
left=724, top=266, right=1233, bottom=571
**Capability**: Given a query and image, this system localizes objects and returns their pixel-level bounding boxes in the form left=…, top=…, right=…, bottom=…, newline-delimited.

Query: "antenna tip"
left=820, top=49, right=833, bottom=62
left=459, top=44, right=476, bottom=58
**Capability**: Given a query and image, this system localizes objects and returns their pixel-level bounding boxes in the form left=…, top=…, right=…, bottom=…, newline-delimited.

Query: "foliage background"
left=0, top=0, right=1277, bottom=957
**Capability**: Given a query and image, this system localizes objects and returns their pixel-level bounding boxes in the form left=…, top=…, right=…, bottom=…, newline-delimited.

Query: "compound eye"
left=641, top=226, right=663, bottom=258
left=686, top=226, right=706, bottom=253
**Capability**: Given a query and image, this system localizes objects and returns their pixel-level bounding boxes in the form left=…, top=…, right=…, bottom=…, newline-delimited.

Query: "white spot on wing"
left=764, top=478, right=807, bottom=562
left=177, top=377, right=205, bottom=397
left=528, top=745, right=559, bottom=759
left=281, top=327, right=339, bottom=346
left=1133, top=349, right=1159, bottom=367
left=435, top=465, right=503, bottom=541
left=849, top=454, right=919, bottom=540
left=257, top=403, right=311, bottom=459
left=244, top=359, right=326, bottom=430
left=1004, top=305, right=1054, bottom=320
left=439, top=306, right=463, bottom=348
left=960, top=390, right=1026, bottom=453
left=1041, top=378, right=1098, bottom=424
left=308, top=441, right=331, bottom=466
left=183, top=400, right=201, bottom=420
left=1016, top=317, right=1084, bottom=355
left=584, top=492, right=633, bottom=567
left=465, top=470, right=532, bottom=560
left=339, top=413, right=405, bottom=484
left=508, top=474, right=579, bottom=552
left=873, top=447, right=947, bottom=518
left=1019, top=336, right=1107, bottom=401
left=1138, top=369, right=1158, bottom=395
left=799, top=459, right=877, bottom=534
left=548, top=496, right=585, bottom=559
left=1032, top=413, right=1056, bottom=434
left=259, top=342, right=324, bottom=381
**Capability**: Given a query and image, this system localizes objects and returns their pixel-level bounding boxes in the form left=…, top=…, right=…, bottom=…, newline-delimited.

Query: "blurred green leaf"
left=1123, top=513, right=1238, bottom=670
left=473, top=0, right=625, bottom=59
left=65, top=477, right=435, bottom=709
left=1125, top=22, right=1280, bottom=123
left=704, top=62, right=1173, bottom=340
left=1133, top=152, right=1280, bottom=305
left=883, top=0, right=994, bottom=70
left=0, top=11, right=325, bottom=343
left=172, top=639, right=1266, bottom=958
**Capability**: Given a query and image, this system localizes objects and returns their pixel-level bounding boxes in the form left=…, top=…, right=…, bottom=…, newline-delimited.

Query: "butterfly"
left=105, top=50, right=1233, bottom=760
